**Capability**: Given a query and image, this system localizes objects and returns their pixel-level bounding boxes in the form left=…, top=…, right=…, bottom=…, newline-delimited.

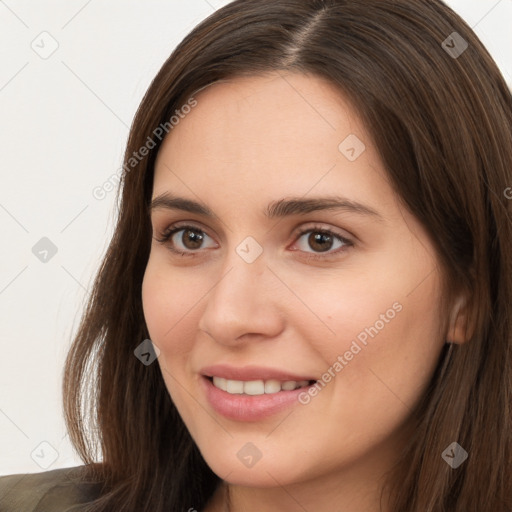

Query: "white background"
left=1, top=0, right=511, bottom=476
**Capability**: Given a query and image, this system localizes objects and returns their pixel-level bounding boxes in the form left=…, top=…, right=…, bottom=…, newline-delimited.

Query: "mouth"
left=204, top=375, right=317, bottom=396
left=201, top=375, right=319, bottom=421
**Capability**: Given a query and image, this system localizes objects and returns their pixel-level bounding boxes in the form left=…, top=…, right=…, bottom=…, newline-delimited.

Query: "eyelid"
left=291, top=222, right=353, bottom=242
left=288, top=223, right=353, bottom=259
left=155, top=220, right=354, bottom=258
left=154, top=221, right=218, bottom=250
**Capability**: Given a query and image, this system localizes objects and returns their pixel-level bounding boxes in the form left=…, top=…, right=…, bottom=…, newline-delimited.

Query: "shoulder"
left=0, top=464, right=103, bottom=512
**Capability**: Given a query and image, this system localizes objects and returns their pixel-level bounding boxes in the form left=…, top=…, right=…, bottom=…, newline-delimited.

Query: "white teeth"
left=213, top=377, right=227, bottom=391
left=281, top=380, right=298, bottom=391
left=243, top=380, right=265, bottom=395
left=264, top=379, right=281, bottom=394
left=212, top=376, right=312, bottom=395
left=226, top=379, right=244, bottom=394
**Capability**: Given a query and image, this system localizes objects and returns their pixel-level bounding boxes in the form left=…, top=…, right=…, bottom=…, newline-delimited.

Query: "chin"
left=201, top=443, right=312, bottom=488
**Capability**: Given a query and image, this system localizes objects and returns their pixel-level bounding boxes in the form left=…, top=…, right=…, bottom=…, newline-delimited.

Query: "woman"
left=1, top=0, right=511, bottom=510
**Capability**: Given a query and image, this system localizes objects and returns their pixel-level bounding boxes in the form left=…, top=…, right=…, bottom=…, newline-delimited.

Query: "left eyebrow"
left=149, top=192, right=386, bottom=223
left=265, top=196, right=385, bottom=222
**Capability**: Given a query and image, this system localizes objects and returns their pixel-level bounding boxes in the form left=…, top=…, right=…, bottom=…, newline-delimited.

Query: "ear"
left=446, top=295, right=473, bottom=344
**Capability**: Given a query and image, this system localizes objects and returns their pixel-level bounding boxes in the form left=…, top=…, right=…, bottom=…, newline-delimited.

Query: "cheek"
left=283, top=257, right=444, bottom=404
left=141, top=260, right=198, bottom=355
left=275, top=263, right=405, bottom=361
left=330, top=288, right=443, bottom=426
left=141, top=262, right=200, bottom=413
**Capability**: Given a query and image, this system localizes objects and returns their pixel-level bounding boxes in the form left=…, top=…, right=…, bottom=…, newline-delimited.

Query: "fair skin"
left=142, top=72, right=467, bottom=512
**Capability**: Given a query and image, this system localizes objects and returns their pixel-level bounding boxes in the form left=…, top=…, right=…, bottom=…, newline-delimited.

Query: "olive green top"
left=0, top=465, right=102, bottom=511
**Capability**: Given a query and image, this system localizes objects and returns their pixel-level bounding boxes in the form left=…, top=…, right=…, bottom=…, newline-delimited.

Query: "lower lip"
left=201, top=376, right=315, bottom=422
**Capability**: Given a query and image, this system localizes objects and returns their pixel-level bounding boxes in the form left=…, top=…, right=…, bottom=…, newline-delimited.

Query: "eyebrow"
left=149, top=192, right=385, bottom=222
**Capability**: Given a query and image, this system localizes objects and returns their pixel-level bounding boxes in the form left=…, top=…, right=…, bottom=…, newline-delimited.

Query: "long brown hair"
left=62, top=1, right=512, bottom=510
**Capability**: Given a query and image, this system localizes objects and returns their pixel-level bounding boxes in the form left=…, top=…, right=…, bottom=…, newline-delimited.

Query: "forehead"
left=152, top=72, right=392, bottom=216
left=158, top=71, right=361, bottom=157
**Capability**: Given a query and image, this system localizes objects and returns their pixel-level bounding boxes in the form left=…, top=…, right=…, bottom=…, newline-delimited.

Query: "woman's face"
left=142, top=72, right=446, bottom=497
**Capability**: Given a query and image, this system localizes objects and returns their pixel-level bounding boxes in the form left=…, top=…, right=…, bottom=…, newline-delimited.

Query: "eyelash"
left=154, top=222, right=353, bottom=261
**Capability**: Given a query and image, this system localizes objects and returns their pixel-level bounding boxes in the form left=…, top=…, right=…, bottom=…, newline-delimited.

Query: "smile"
left=209, top=376, right=316, bottom=395
left=201, top=375, right=319, bottom=421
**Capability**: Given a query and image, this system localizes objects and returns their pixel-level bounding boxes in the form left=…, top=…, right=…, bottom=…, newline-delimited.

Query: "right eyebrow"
left=149, top=194, right=213, bottom=216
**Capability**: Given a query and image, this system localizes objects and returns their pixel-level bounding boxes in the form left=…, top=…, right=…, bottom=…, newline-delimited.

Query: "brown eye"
left=307, top=232, right=334, bottom=252
left=291, top=225, right=353, bottom=260
left=179, top=228, right=204, bottom=250
left=155, top=224, right=216, bottom=255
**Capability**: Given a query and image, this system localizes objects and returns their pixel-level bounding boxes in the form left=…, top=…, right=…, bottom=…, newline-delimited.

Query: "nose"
left=198, top=254, right=284, bottom=346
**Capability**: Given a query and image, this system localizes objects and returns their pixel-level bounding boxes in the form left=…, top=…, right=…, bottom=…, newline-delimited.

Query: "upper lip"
left=200, top=364, right=317, bottom=382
